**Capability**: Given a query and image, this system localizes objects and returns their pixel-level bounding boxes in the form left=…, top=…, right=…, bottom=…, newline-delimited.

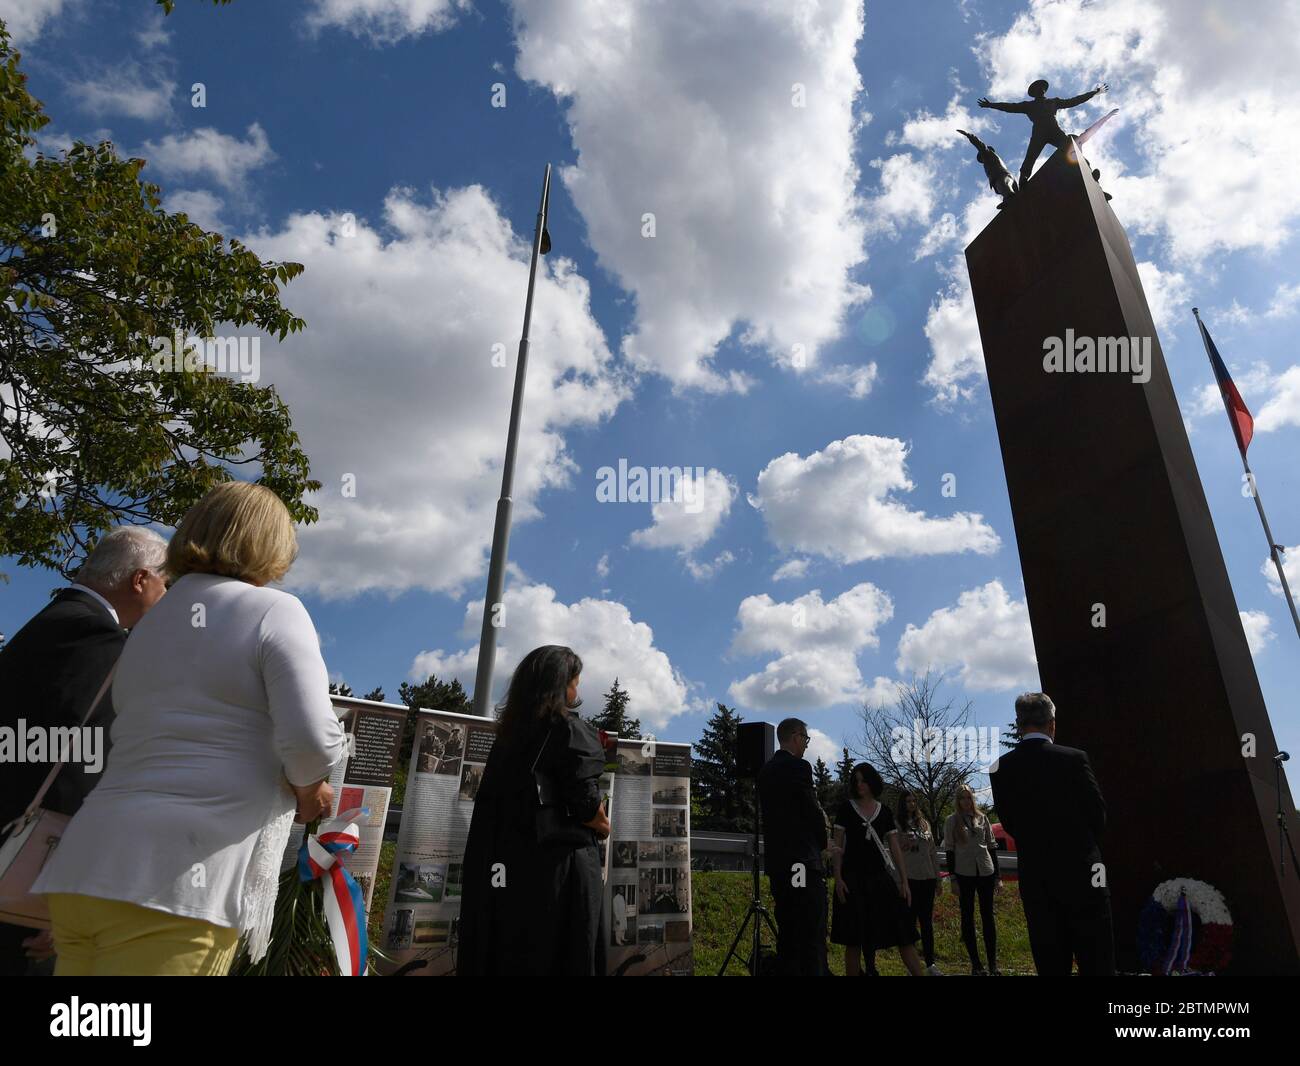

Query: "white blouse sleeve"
left=257, top=594, right=346, bottom=786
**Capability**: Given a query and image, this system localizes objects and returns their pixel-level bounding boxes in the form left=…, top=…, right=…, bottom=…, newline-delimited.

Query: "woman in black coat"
left=457, top=645, right=610, bottom=975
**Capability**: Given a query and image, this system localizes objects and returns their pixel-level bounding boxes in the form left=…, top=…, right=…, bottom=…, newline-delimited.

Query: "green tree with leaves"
left=587, top=677, right=641, bottom=739
left=154, top=1, right=236, bottom=13
left=693, top=702, right=754, bottom=833
left=1, top=24, right=317, bottom=576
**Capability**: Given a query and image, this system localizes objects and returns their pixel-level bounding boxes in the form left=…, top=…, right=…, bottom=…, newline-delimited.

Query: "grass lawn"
left=691, top=871, right=1034, bottom=976
left=368, top=842, right=1034, bottom=975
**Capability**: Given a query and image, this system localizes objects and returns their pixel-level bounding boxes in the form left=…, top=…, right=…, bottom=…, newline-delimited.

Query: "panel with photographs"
left=604, top=738, right=693, bottom=975
left=379, top=709, right=495, bottom=976
left=416, top=720, right=466, bottom=776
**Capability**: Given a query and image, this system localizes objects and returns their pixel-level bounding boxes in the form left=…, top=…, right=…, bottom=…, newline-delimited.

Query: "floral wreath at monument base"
left=1136, top=878, right=1232, bottom=975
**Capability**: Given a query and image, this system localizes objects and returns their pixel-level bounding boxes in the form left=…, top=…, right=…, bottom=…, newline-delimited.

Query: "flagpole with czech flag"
left=1193, top=307, right=1300, bottom=642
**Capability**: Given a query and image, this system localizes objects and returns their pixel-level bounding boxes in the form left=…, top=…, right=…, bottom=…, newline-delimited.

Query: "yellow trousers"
left=47, top=893, right=240, bottom=976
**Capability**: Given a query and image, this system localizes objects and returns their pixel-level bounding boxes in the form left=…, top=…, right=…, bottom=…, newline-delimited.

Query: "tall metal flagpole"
left=471, top=164, right=552, bottom=716
left=1193, top=307, right=1300, bottom=643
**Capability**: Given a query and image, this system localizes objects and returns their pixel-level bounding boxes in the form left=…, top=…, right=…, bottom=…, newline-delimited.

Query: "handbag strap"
left=858, top=800, right=897, bottom=875
left=7, top=662, right=116, bottom=832
left=530, top=723, right=556, bottom=804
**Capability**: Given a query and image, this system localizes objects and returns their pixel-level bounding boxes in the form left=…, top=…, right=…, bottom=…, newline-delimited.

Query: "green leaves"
left=229, top=865, right=341, bottom=977
left=154, top=0, right=237, bottom=15
left=0, top=23, right=319, bottom=574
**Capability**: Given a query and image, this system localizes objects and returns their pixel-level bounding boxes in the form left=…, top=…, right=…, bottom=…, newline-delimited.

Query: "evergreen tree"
left=692, top=703, right=754, bottom=832
left=362, top=686, right=386, bottom=703
left=327, top=681, right=353, bottom=697
left=1001, top=720, right=1019, bottom=750
left=813, top=756, right=836, bottom=810
left=836, top=746, right=856, bottom=785
left=587, top=678, right=641, bottom=739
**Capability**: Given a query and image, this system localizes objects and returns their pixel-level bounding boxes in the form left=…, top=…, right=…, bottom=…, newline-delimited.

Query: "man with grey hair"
left=989, top=691, right=1114, bottom=975
left=0, top=526, right=168, bottom=974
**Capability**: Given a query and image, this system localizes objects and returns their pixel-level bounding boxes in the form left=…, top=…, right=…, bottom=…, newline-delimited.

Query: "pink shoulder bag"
left=0, top=665, right=115, bottom=930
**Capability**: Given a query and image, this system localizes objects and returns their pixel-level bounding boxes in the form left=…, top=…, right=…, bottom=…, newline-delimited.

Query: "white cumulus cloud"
left=751, top=434, right=1000, bottom=563
left=409, top=581, right=692, bottom=729
left=976, top=0, right=1300, bottom=267
left=629, top=468, right=737, bottom=553
left=306, top=0, right=470, bottom=42
left=866, top=153, right=938, bottom=238
left=922, top=255, right=984, bottom=406
left=772, top=557, right=810, bottom=582
left=242, top=185, right=624, bottom=599
left=509, top=0, right=871, bottom=391
left=1262, top=545, right=1300, bottom=606
left=67, top=64, right=175, bottom=120
left=896, top=580, right=1039, bottom=692
left=728, top=583, right=894, bottom=710
left=0, top=0, right=74, bottom=43
left=1239, top=610, right=1274, bottom=655
left=141, top=123, right=274, bottom=193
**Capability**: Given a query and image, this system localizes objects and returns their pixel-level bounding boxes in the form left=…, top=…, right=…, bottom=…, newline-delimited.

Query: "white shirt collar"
left=1020, top=731, right=1052, bottom=743
left=69, top=583, right=120, bottom=625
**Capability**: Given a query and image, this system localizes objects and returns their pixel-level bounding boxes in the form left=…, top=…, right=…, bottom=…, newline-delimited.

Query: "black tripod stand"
left=1275, top=753, right=1300, bottom=876
left=718, top=779, right=779, bottom=975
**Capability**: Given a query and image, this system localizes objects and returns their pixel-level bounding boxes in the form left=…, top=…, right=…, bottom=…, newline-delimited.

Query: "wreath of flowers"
left=1136, top=878, right=1233, bottom=974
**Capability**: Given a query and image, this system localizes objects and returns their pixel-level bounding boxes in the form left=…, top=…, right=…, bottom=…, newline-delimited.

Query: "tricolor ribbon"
left=1161, top=890, right=1194, bottom=975
left=297, top=807, right=369, bottom=976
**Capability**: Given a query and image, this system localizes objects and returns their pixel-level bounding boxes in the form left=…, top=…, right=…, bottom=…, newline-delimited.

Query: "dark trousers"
left=1020, top=876, right=1116, bottom=976
left=768, top=870, right=828, bottom=976
left=0, top=923, right=53, bottom=976
left=956, top=872, right=997, bottom=970
left=908, top=878, right=938, bottom=966
left=1019, top=126, right=1071, bottom=187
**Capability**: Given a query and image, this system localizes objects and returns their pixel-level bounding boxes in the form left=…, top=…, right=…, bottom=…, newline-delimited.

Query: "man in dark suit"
left=757, top=717, right=828, bottom=975
left=989, top=692, right=1115, bottom=975
left=0, top=526, right=169, bottom=974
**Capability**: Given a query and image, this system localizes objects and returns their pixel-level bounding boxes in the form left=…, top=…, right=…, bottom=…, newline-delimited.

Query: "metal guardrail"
left=387, top=811, right=1019, bottom=875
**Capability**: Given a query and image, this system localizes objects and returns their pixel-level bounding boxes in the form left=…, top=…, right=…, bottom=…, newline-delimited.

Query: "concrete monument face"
left=965, top=142, right=1300, bottom=974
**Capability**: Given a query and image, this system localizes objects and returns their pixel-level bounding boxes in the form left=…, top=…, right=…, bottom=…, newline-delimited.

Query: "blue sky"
left=3, top=0, right=1298, bottom=792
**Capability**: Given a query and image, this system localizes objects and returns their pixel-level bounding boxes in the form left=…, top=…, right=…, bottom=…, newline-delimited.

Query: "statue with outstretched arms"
left=957, top=128, right=1018, bottom=208
left=978, top=79, right=1108, bottom=188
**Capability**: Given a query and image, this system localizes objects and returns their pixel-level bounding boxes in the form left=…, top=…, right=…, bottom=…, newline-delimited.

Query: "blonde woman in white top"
left=34, top=482, right=346, bottom=975
left=942, top=784, right=1001, bottom=975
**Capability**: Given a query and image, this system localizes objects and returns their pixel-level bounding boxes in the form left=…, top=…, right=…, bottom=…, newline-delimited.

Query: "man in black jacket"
left=990, top=692, right=1115, bottom=975
left=0, top=526, right=168, bottom=974
left=757, top=717, right=828, bottom=975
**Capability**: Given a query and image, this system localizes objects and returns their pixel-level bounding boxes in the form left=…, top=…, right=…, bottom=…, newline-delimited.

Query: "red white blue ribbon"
left=297, top=807, right=369, bottom=976
left=1161, top=890, right=1194, bottom=975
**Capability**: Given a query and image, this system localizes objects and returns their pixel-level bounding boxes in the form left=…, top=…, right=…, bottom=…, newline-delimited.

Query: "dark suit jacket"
left=989, top=737, right=1107, bottom=900
left=757, top=749, right=827, bottom=877
left=0, top=589, right=125, bottom=829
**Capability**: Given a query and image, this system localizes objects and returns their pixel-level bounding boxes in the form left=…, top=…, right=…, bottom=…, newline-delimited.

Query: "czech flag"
left=1195, top=310, right=1254, bottom=456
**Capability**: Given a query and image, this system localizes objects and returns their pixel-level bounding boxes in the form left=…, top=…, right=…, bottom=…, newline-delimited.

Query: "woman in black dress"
left=830, top=763, right=927, bottom=976
left=457, top=645, right=611, bottom=975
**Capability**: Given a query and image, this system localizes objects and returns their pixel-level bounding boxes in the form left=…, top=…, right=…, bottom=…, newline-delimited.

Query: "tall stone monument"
left=965, top=141, right=1300, bottom=973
